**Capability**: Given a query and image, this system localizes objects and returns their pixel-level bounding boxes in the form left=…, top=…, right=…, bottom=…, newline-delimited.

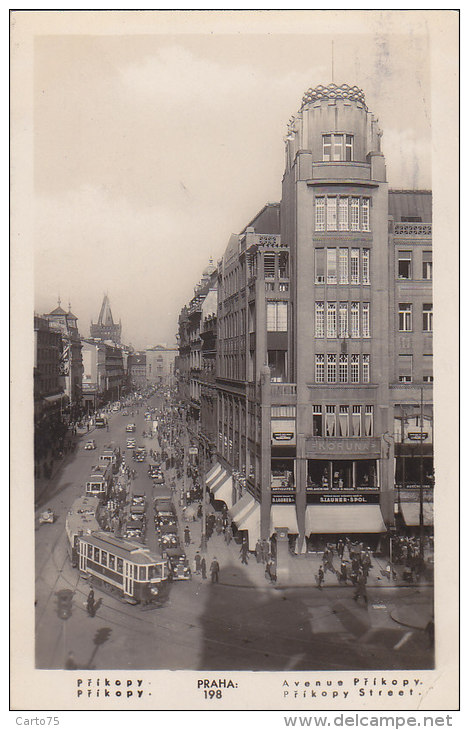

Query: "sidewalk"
left=173, top=474, right=433, bottom=591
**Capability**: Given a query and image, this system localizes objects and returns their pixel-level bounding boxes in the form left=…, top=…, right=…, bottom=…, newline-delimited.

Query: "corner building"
left=204, top=83, right=432, bottom=552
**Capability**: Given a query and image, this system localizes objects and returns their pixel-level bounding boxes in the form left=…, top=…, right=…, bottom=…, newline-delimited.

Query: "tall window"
left=350, top=354, right=360, bottom=383
left=315, top=354, right=325, bottom=383
left=312, top=405, right=323, bottom=436
left=423, top=303, right=433, bottom=332
left=362, top=302, right=370, bottom=338
left=338, top=199, right=349, bottom=231
left=398, top=251, right=412, bottom=279
left=338, top=302, right=348, bottom=338
left=351, top=302, right=360, bottom=338
left=264, top=253, right=275, bottom=278
left=339, top=354, right=348, bottom=383
left=267, top=302, right=288, bottom=331
left=362, top=198, right=370, bottom=231
left=398, top=354, right=413, bottom=383
left=352, top=405, right=362, bottom=436
left=350, top=249, right=360, bottom=284
left=398, top=303, right=412, bottom=332
left=327, top=198, right=337, bottom=231
left=314, top=248, right=325, bottom=283
left=327, top=248, right=337, bottom=284
left=351, top=198, right=360, bottom=231
left=362, top=354, right=370, bottom=383
left=315, top=301, right=325, bottom=337
left=315, top=198, right=325, bottom=231
left=325, top=405, right=336, bottom=436
left=362, top=249, right=370, bottom=285
left=339, top=248, right=348, bottom=284
left=322, top=134, right=353, bottom=161
left=364, top=405, right=373, bottom=436
left=422, top=251, right=432, bottom=280
left=339, top=405, right=349, bottom=436
left=327, top=354, right=337, bottom=383
left=326, top=302, right=337, bottom=338
left=423, top=354, right=433, bottom=383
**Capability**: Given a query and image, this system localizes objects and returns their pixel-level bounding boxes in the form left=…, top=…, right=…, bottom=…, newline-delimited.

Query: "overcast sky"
left=33, top=17, right=431, bottom=349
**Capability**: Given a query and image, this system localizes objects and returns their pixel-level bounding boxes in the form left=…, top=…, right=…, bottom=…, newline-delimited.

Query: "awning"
left=270, top=504, right=299, bottom=535
left=305, top=504, right=387, bottom=534
left=208, top=468, right=228, bottom=494
left=235, top=502, right=260, bottom=550
left=229, top=492, right=256, bottom=523
left=206, top=463, right=223, bottom=487
left=43, top=392, right=68, bottom=404
left=211, top=474, right=233, bottom=508
left=400, top=503, right=433, bottom=526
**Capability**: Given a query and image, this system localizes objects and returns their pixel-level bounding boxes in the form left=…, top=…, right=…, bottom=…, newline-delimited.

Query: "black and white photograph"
left=10, top=9, right=459, bottom=714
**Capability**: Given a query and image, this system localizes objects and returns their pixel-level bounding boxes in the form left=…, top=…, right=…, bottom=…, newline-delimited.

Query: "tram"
left=65, top=494, right=101, bottom=567
left=76, top=531, right=170, bottom=604
left=85, top=463, right=113, bottom=499
left=99, top=442, right=121, bottom=471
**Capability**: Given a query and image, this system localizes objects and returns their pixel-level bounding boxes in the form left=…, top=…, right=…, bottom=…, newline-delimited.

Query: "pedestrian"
left=184, top=525, right=191, bottom=546
left=337, top=539, right=345, bottom=559
left=201, top=557, right=207, bottom=580
left=210, top=557, right=220, bottom=583
left=316, top=565, right=324, bottom=589
left=255, top=539, right=262, bottom=563
left=353, top=569, right=368, bottom=605
left=338, top=560, right=348, bottom=585
left=225, top=525, right=233, bottom=544
left=194, top=551, right=202, bottom=574
left=240, top=540, right=249, bottom=565
left=87, top=589, right=95, bottom=617
left=265, top=560, right=277, bottom=583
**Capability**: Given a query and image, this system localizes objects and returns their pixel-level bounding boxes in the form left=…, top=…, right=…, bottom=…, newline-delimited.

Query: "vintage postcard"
left=10, top=8, right=459, bottom=718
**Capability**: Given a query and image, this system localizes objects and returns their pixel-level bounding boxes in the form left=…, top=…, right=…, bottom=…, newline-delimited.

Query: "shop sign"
left=271, top=419, right=296, bottom=446
left=271, top=495, right=296, bottom=504
left=306, top=436, right=381, bottom=457
left=407, top=432, right=428, bottom=441
left=306, top=493, right=380, bottom=505
left=272, top=432, right=295, bottom=441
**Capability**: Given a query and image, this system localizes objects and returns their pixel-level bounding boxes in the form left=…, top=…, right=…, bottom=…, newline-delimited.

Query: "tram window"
left=87, top=544, right=93, bottom=558
left=101, top=550, right=107, bottom=566
left=94, top=547, right=100, bottom=563
left=139, top=567, right=147, bottom=581
left=116, top=558, right=123, bottom=574
left=109, top=554, right=116, bottom=571
left=149, top=564, right=162, bottom=580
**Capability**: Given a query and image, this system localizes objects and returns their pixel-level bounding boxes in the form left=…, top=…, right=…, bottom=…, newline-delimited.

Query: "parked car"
left=166, top=549, right=191, bottom=580
left=126, top=423, right=136, bottom=433
left=84, top=439, right=97, bottom=450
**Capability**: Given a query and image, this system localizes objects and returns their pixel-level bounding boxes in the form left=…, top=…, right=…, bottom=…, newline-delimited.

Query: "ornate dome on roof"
left=202, top=258, right=216, bottom=277
left=300, top=83, right=367, bottom=112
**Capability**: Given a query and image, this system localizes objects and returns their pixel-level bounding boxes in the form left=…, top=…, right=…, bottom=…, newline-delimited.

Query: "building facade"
left=128, top=353, right=147, bottom=388
left=199, top=83, right=433, bottom=553
left=146, top=345, right=178, bottom=386
left=43, top=301, right=83, bottom=418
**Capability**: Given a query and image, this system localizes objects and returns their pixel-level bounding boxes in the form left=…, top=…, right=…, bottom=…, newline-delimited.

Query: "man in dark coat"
left=240, top=540, right=249, bottom=565
left=200, top=557, right=207, bottom=580
left=210, top=557, right=220, bottom=583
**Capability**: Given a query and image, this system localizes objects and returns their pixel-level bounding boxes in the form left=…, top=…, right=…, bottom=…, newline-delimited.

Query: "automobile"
left=154, top=511, right=177, bottom=528
left=126, top=438, right=136, bottom=449
left=84, top=439, right=97, bottom=450
left=158, top=524, right=179, bottom=549
left=126, top=423, right=136, bottom=433
left=166, top=549, right=191, bottom=580
left=153, top=473, right=165, bottom=485
left=123, top=519, right=145, bottom=540
left=131, top=492, right=146, bottom=506
left=121, top=410, right=129, bottom=416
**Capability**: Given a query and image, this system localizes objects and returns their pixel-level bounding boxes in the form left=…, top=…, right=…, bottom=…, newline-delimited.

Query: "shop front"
left=303, top=436, right=386, bottom=549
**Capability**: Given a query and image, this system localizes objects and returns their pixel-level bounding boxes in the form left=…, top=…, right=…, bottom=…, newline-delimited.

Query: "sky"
left=32, top=15, right=432, bottom=350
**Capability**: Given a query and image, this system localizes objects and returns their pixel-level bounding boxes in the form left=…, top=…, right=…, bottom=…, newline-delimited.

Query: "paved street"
left=35, top=396, right=434, bottom=672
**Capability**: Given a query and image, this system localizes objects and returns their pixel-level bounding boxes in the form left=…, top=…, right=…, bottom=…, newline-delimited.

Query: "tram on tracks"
left=76, top=531, right=170, bottom=604
left=85, top=463, right=113, bottom=500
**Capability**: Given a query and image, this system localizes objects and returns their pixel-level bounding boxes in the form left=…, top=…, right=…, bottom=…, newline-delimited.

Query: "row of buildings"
left=34, top=294, right=177, bottom=437
left=176, top=82, right=433, bottom=553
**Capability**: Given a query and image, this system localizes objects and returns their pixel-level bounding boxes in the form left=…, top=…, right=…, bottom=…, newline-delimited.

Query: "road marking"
left=394, top=631, right=413, bottom=650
